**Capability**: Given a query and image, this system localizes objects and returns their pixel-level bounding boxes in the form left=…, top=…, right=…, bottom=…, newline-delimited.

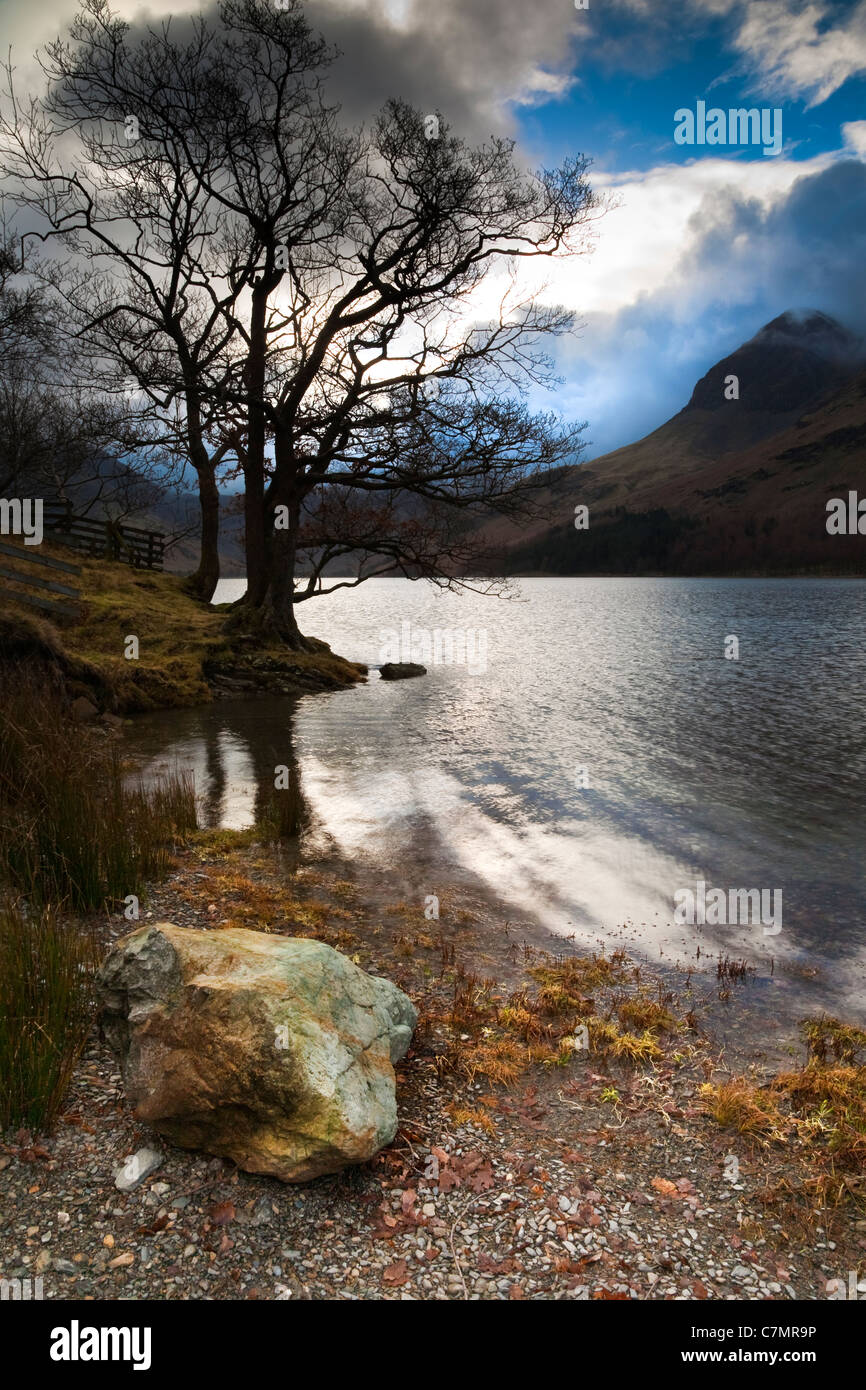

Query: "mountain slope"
left=470, top=311, right=866, bottom=576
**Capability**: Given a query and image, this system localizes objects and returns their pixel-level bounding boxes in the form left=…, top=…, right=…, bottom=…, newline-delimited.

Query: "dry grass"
left=418, top=946, right=682, bottom=1087
left=444, top=1103, right=498, bottom=1136
left=702, top=1016, right=866, bottom=1220
left=617, top=996, right=677, bottom=1034
left=700, top=1077, right=787, bottom=1142
left=0, top=541, right=364, bottom=713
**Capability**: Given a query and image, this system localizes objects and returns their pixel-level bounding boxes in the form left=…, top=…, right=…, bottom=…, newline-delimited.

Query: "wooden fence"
left=0, top=540, right=81, bottom=621
left=43, top=500, right=166, bottom=571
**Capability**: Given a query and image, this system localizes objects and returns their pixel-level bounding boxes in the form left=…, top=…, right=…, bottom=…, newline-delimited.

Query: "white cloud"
left=705, top=0, right=866, bottom=107
left=843, top=119, right=866, bottom=157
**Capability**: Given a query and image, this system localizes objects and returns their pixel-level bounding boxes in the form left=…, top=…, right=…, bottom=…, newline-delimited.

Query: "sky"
left=2, top=0, right=865, bottom=457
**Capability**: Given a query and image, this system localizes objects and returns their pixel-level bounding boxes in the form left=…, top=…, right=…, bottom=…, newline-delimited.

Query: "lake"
left=125, top=576, right=866, bottom=1030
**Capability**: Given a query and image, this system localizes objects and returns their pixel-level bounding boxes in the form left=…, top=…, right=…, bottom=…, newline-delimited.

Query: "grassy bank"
left=0, top=539, right=366, bottom=713
left=0, top=668, right=204, bottom=1131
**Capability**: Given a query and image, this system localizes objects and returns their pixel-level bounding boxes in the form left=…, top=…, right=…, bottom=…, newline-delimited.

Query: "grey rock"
left=379, top=663, right=426, bottom=680
left=98, top=922, right=417, bottom=1183
left=114, top=1147, right=163, bottom=1192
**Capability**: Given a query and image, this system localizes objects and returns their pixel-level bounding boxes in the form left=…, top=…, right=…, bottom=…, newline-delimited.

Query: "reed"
left=0, top=667, right=197, bottom=911
left=0, top=900, right=100, bottom=1132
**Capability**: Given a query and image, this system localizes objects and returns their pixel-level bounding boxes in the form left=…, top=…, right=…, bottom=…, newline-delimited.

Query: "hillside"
left=468, top=311, right=866, bottom=576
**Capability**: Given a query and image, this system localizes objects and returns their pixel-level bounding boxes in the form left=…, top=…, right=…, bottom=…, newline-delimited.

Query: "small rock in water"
left=379, top=662, right=426, bottom=680
left=114, top=1147, right=163, bottom=1192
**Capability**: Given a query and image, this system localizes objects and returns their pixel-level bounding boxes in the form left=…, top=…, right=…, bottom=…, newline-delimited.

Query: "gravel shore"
left=2, top=841, right=864, bottom=1301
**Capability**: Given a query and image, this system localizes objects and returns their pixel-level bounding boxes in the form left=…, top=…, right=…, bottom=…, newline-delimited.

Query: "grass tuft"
left=0, top=901, right=100, bottom=1133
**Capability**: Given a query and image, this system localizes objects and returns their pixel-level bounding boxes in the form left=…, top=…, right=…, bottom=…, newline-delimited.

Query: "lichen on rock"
left=98, top=922, right=417, bottom=1182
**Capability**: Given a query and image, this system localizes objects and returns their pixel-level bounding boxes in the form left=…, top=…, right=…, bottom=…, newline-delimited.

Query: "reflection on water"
left=125, top=577, right=866, bottom=1029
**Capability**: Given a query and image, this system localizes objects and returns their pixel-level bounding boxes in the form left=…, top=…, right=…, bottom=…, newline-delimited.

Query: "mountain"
left=467, top=311, right=866, bottom=576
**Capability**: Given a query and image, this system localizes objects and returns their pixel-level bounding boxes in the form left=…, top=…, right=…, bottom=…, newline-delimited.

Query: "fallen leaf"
left=651, top=1177, right=678, bottom=1197
left=208, top=1201, right=236, bottom=1226
left=467, top=1161, right=494, bottom=1194
left=382, top=1259, right=410, bottom=1287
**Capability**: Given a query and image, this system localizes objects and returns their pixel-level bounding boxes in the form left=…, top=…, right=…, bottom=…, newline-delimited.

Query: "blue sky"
left=487, top=0, right=866, bottom=455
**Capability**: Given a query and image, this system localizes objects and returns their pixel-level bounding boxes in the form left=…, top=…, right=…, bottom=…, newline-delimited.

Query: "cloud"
left=5, top=0, right=863, bottom=462
left=2, top=0, right=587, bottom=139
left=305, top=0, right=584, bottom=136
left=540, top=145, right=866, bottom=456
left=693, top=0, right=866, bottom=107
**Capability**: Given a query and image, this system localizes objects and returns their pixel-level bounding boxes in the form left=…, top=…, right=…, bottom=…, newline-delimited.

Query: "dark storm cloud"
left=3, top=0, right=584, bottom=139
left=283, top=0, right=586, bottom=138
left=681, top=158, right=866, bottom=336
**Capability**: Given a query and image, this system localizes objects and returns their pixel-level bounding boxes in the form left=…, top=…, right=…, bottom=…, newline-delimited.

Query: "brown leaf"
left=382, top=1259, right=410, bottom=1287
left=467, top=1161, right=494, bottom=1194
left=401, top=1189, right=417, bottom=1215
left=651, top=1177, right=678, bottom=1197
left=208, top=1201, right=236, bottom=1226
left=438, top=1166, right=461, bottom=1193
left=508, top=1284, right=526, bottom=1300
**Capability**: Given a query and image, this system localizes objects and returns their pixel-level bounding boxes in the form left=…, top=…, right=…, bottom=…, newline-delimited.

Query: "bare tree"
left=165, top=2, right=597, bottom=644
left=0, top=1, right=259, bottom=598
left=0, top=233, right=163, bottom=513
left=4, top=0, right=600, bottom=642
left=225, top=73, right=598, bottom=644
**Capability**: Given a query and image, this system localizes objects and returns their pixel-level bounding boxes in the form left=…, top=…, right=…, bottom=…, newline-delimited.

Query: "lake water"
left=125, top=577, right=866, bottom=1030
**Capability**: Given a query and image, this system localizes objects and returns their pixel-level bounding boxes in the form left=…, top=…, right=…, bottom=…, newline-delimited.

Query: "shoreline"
left=3, top=828, right=864, bottom=1301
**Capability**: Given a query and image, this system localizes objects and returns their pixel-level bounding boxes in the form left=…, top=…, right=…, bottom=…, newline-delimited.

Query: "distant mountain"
left=466, top=311, right=866, bottom=576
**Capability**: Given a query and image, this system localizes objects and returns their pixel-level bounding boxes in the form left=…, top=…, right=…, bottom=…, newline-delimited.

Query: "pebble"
left=114, top=1147, right=163, bottom=1192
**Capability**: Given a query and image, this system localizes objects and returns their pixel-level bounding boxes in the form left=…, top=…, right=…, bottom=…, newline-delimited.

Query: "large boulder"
left=98, top=922, right=417, bottom=1182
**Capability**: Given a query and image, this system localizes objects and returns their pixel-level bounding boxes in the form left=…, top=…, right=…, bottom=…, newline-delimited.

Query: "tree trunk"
left=185, top=464, right=220, bottom=602
left=228, top=496, right=314, bottom=649
left=181, top=394, right=220, bottom=603
left=256, top=504, right=310, bottom=648
left=241, top=284, right=270, bottom=608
